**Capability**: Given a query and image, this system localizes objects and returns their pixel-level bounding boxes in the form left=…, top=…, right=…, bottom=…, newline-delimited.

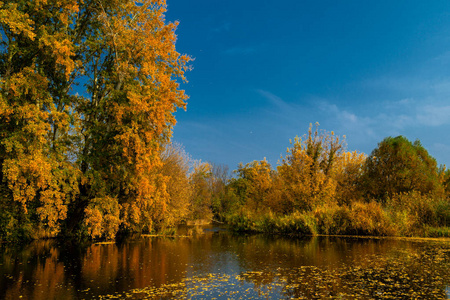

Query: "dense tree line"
left=220, top=124, right=450, bottom=237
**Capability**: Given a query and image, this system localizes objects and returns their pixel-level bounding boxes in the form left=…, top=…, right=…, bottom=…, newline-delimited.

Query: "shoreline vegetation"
left=2, top=122, right=450, bottom=243
left=1, top=1, right=450, bottom=244
left=221, top=125, right=450, bottom=240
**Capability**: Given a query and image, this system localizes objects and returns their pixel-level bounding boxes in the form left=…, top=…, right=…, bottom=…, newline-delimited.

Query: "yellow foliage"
left=84, top=197, right=121, bottom=240
left=189, top=161, right=214, bottom=220
left=278, top=124, right=342, bottom=211
left=0, top=0, right=190, bottom=240
left=234, top=159, right=276, bottom=213
left=0, top=2, right=36, bottom=41
left=332, top=151, right=367, bottom=205
left=159, top=143, right=192, bottom=227
left=349, top=201, right=396, bottom=236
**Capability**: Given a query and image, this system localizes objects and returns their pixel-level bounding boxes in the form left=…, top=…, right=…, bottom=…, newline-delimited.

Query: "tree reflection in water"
left=1, top=228, right=450, bottom=299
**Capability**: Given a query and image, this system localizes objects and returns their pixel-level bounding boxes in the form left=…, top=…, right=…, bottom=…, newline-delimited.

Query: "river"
left=1, top=226, right=450, bottom=299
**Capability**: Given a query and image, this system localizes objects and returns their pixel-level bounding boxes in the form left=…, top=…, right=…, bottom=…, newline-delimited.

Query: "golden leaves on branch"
left=0, top=0, right=191, bottom=240
left=0, top=2, right=36, bottom=41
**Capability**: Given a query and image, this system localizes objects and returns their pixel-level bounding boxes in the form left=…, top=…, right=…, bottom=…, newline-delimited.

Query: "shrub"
left=386, top=209, right=417, bottom=236
left=434, top=199, right=450, bottom=227
left=349, top=201, right=396, bottom=236
left=424, top=226, right=450, bottom=238
left=331, top=205, right=353, bottom=235
left=276, top=212, right=314, bottom=235
left=313, top=204, right=339, bottom=235
left=227, top=210, right=314, bottom=236
left=226, top=210, right=257, bottom=232
left=387, top=191, right=450, bottom=229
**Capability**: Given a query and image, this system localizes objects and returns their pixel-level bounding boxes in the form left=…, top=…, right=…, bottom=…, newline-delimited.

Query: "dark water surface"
left=1, top=226, right=450, bottom=299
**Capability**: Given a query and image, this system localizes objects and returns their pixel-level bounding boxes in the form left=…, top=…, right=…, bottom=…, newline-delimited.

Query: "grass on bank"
left=225, top=195, right=450, bottom=238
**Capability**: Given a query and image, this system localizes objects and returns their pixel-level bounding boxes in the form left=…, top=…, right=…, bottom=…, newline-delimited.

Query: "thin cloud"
left=360, top=74, right=450, bottom=99
left=318, top=102, right=359, bottom=124
left=417, top=105, right=450, bottom=126
left=256, top=89, right=292, bottom=111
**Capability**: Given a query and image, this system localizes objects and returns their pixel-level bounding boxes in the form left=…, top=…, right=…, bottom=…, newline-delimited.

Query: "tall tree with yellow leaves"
left=0, top=0, right=82, bottom=239
left=233, top=159, right=275, bottom=213
left=77, top=0, right=190, bottom=238
left=0, top=0, right=190, bottom=240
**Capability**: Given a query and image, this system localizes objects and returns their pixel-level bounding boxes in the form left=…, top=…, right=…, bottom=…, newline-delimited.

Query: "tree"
left=189, top=161, right=213, bottom=221
left=333, top=150, right=366, bottom=205
left=78, top=0, right=190, bottom=238
left=159, top=142, right=191, bottom=228
left=232, top=159, right=275, bottom=213
left=0, top=0, right=83, bottom=239
left=208, top=163, right=231, bottom=221
left=278, top=124, right=343, bottom=211
left=362, top=136, right=443, bottom=201
left=0, top=0, right=190, bottom=240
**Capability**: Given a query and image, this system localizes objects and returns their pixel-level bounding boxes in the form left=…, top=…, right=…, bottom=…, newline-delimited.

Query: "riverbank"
left=225, top=201, right=450, bottom=239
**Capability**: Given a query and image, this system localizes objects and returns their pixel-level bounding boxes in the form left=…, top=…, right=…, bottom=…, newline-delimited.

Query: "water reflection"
left=0, top=227, right=449, bottom=299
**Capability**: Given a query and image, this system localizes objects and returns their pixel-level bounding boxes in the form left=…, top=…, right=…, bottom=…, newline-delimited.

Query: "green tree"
left=362, top=136, right=443, bottom=201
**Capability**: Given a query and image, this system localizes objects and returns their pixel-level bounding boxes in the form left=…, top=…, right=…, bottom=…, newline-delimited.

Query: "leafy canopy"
left=363, top=136, right=442, bottom=201
left=0, top=0, right=191, bottom=240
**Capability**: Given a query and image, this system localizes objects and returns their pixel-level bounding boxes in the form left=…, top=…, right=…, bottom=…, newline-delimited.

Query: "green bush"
left=226, top=211, right=257, bottom=232
left=276, top=212, right=314, bottom=235
left=434, top=200, right=450, bottom=227
left=312, top=204, right=357, bottom=235
left=227, top=210, right=314, bottom=236
left=424, top=226, right=450, bottom=238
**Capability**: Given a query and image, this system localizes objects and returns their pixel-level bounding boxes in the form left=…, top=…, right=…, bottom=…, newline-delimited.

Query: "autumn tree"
left=332, top=151, right=366, bottom=205
left=208, top=163, right=232, bottom=221
left=158, top=142, right=191, bottom=228
left=78, top=0, right=190, bottom=238
left=231, top=159, right=276, bottom=213
left=0, top=0, right=82, bottom=240
left=0, top=0, right=190, bottom=240
left=362, top=136, right=443, bottom=202
left=277, top=124, right=344, bottom=211
left=189, top=161, right=213, bottom=221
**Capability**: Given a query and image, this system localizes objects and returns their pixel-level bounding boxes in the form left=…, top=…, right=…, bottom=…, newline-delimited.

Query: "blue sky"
left=165, top=0, right=450, bottom=169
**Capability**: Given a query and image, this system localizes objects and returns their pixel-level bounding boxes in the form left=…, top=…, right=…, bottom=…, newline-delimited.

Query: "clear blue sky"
left=165, top=0, right=450, bottom=169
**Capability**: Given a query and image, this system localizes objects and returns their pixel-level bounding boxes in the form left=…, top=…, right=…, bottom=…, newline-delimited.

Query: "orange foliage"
left=0, top=0, right=190, bottom=240
left=78, top=0, right=190, bottom=236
